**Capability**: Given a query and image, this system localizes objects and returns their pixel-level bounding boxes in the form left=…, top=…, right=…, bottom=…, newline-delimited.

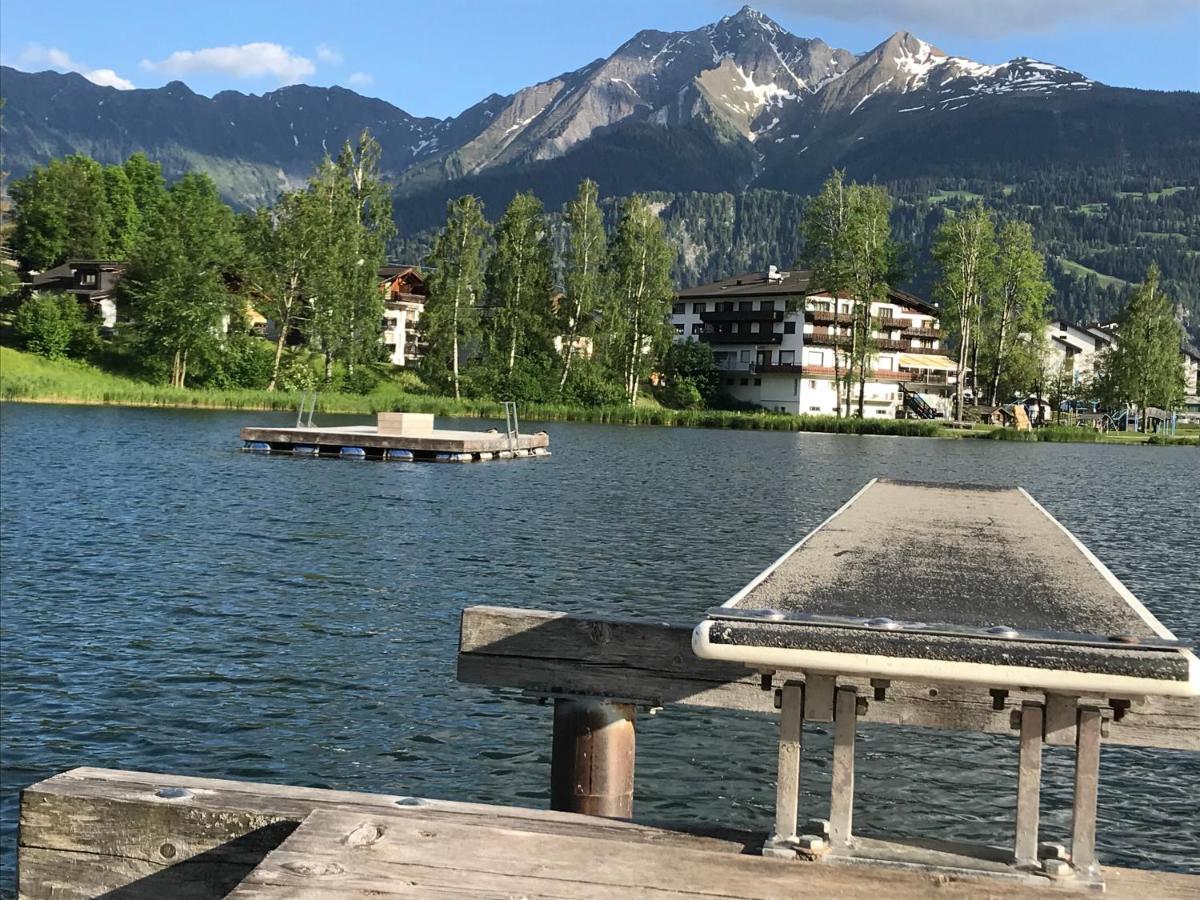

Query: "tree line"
left=4, top=136, right=395, bottom=391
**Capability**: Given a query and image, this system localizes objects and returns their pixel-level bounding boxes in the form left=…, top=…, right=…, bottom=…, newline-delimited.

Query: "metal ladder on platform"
left=296, top=391, right=318, bottom=428
left=502, top=401, right=520, bottom=453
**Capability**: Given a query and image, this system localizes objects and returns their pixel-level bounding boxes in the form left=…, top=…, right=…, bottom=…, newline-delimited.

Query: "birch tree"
left=423, top=195, right=488, bottom=400
left=1096, top=264, right=1185, bottom=425
left=558, top=179, right=607, bottom=391
left=981, top=221, right=1050, bottom=406
left=484, top=192, right=554, bottom=375
left=800, top=171, right=855, bottom=417
left=933, top=203, right=997, bottom=421
left=607, top=196, right=675, bottom=405
left=845, top=184, right=896, bottom=418
left=241, top=191, right=318, bottom=390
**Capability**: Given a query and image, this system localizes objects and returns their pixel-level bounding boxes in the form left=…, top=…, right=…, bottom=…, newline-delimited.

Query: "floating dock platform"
left=240, top=410, right=549, bottom=462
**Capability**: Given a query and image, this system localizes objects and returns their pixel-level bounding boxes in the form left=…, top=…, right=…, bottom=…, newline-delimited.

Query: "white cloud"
left=84, top=68, right=137, bottom=90
left=762, top=0, right=1196, bottom=36
left=14, top=43, right=135, bottom=89
left=141, top=42, right=315, bottom=84
left=346, top=71, right=373, bottom=87
left=316, top=43, right=343, bottom=65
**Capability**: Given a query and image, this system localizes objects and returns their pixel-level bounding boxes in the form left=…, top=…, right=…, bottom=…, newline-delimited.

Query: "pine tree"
left=558, top=179, right=607, bottom=391
left=933, top=203, right=997, bottom=420
left=606, top=196, right=675, bottom=405
left=423, top=196, right=489, bottom=400
left=484, top=192, right=554, bottom=376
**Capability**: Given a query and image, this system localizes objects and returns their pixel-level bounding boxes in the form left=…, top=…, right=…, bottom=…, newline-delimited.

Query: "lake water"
left=1, top=403, right=1198, bottom=890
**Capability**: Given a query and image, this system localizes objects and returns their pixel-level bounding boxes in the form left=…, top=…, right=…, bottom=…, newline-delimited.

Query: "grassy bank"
left=0, top=347, right=942, bottom=436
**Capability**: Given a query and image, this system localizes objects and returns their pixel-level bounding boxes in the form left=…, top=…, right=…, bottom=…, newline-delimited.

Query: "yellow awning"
left=900, top=353, right=959, bottom=372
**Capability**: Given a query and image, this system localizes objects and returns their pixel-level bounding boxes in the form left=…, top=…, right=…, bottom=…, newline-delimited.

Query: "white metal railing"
left=502, top=401, right=520, bottom=453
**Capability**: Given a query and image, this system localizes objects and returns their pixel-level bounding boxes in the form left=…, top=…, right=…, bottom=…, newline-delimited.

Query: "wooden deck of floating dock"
left=19, top=768, right=1200, bottom=899
left=239, top=424, right=549, bottom=461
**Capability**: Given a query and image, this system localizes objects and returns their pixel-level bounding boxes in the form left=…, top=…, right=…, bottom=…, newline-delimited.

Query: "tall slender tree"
left=800, top=171, right=856, bottom=417
left=982, top=220, right=1051, bottom=406
left=485, top=192, right=554, bottom=375
left=845, top=184, right=897, bottom=418
left=607, top=196, right=675, bottom=405
left=1096, top=264, right=1185, bottom=426
left=423, top=196, right=489, bottom=400
left=933, top=203, right=997, bottom=421
left=240, top=191, right=319, bottom=389
left=123, top=172, right=241, bottom=387
left=558, top=179, right=607, bottom=391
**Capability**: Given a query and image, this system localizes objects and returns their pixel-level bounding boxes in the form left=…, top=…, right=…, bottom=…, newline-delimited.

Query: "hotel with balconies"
left=670, top=267, right=959, bottom=417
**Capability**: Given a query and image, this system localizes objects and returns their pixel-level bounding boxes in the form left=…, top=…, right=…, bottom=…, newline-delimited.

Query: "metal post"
left=550, top=699, right=636, bottom=819
left=765, top=682, right=804, bottom=854
left=1014, top=702, right=1044, bottom=866
left=1071, top=706, right=1102, bottom=877
left=828, top=686, right=858, bottom=848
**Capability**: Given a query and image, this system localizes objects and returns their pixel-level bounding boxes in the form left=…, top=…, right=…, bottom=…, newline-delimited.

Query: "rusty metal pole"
left=550, top=698, right=636, bottom=818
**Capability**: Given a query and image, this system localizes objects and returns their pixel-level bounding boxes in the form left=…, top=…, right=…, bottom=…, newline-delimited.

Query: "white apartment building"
left=670, top=267, right=958, bottom=417
left=379, top=265, right=427, bottom=367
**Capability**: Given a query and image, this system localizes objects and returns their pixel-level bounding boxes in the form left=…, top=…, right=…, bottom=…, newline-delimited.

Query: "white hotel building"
left=670, top=267, right=959, bottom=417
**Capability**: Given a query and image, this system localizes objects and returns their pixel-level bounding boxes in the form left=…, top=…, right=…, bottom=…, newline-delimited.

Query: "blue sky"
left=1, top=0, right=1196, bottom=116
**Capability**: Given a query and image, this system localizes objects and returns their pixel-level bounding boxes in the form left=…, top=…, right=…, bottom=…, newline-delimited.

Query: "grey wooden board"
left=457, top=606, right=1200, bottom=751
left=18, top=768, right=1200, bottom=899
left=707, top=479, right=1189, bottom=681
left=222, top=806, right=1190, bottom=900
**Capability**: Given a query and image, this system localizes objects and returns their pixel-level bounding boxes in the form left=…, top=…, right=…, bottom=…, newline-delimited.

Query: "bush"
left=662, top=340, right=720, bottom=404
left=661, top=377, right=703, bottom=409
left=14, top=293, right=91, bottom=359
left=560, top=358, right=627, bottom=407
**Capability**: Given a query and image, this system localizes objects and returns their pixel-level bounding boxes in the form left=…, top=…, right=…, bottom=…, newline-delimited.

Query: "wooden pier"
left=18, top=767, right=1200, bottom=899
left=17, top=481, right=1200, bottom=897
left=239, top=410, right=550, bottom=462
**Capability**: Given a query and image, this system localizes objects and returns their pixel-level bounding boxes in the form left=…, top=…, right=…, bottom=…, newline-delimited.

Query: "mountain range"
left=2, top=6, right=1198, bottom=337
left=4, top=6, right=1196, bottom=218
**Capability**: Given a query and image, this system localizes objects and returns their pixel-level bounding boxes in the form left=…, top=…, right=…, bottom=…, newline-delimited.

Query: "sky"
left=1, top=0, right=1197, bottom=116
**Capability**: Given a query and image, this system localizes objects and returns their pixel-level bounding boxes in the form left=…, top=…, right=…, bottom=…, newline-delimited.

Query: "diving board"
left=693, top=478, right=1197, bottom=697
left=692, top=479, right=1197, bottom=890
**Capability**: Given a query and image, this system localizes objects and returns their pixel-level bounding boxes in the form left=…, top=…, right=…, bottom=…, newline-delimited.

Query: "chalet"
left=670, top=267, right=959, bottom=417
left=378, top=264, right=427, bottom=366
left=30, top=260, right=125, bottom=330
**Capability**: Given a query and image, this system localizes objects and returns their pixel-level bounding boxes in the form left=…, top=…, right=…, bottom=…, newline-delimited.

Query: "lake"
left=1, top=402, right=1198, bottom=890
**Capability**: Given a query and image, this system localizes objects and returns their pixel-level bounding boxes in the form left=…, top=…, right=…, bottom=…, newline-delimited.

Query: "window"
left=761, top=301, right=775, bottom=312
left=691, top=323, right=703, bottom=335
left=750, top=322, right=761, bottom=334
left=673, top=323, right=684, bottom=334
left=780, top=350, right=795, bottom=365
left=739, top=350, right=751, bottom=363
left=753, top=378, right=762, bottom=386
left=784, top=321, right=796, bottom=334
left=808, top=380, right=817, bottom=389
left=808, top=300, right=832, bottom=312
left=692, top=302, right=706, bottom=314
left=740, top=378, right=749, bottom=386
left=793, top=379, right=798, bottom=396
left=725, top=378, right=735, bottom=386
left=672, top=302, right=685, bottom=315
left=810, top=406, right=822, bottom=412
left=806, top=351, right=823, bottom=367
left=80, top=272, right=97, bottom=286
left=739, top=301, right=754, bottom=311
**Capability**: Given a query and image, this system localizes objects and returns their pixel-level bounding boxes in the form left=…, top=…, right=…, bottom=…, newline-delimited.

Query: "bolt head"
left=1042, top=858, right=1075, bottom=878
left=1038, top=842, right=1068, bottom=861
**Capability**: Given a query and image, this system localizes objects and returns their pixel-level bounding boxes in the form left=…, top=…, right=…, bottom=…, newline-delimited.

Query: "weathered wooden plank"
left=458, top=606, right=1200, bottom=751
left=17, top=768, right=751, bottom=900
left=19, top=769, right=1200, bottom=900
left=225, top=807, right=1076, bottom=900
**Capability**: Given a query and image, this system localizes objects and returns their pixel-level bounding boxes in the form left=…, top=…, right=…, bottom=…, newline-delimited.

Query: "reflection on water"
left=1, top=403, right=1198, bottom=888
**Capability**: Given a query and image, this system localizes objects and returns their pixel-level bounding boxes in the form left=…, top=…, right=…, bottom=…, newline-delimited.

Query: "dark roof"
left=677, top=269, right=938, bottom=315
left=379, top=263, right=428, bottom=280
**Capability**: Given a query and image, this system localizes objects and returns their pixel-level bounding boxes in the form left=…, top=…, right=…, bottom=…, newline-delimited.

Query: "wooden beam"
left=19, top=769, right=1200, bottom=900
left=458, top=606, right=1200, bottom=751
